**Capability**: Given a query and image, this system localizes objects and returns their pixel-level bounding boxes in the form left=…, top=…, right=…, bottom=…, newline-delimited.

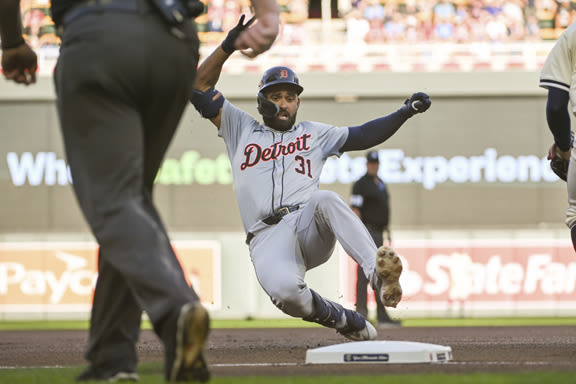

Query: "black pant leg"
left=85, top=254, right=141, bottom=373
left=355, top=265, right=368, bottom=317
left=54, top=11, right=200, bottom=369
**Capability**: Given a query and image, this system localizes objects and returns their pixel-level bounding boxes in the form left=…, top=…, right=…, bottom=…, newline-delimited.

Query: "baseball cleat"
left=169, top=302, right=210, bottom=382
left=106, top=372, right=140, bottom=382
left=373, top=246, right=403, bottom=308
left=76, top=368, right=139, bottom=382
left=337, top=309, right=377, bottom=341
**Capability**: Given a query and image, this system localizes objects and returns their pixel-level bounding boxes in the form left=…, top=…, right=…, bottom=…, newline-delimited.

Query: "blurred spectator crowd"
left=19, top=0, right=59, bottom=50
left=342, top=0, right=567, bottom=44
left=10, top=0, right=576, bottom=51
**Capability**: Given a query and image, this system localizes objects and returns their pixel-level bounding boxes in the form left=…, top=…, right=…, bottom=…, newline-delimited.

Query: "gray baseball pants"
left=248, top=190, right=378, bottom=318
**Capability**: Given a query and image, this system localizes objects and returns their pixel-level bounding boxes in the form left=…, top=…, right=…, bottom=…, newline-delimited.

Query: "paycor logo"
left=0, top=242, right=219, bottom=311
left=6, top=149, right=559, bottom=189
left=0, top=247, right=97, bottom=305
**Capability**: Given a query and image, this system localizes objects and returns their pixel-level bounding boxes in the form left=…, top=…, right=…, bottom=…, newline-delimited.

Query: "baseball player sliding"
left=190, top=16, right=431, bottom=340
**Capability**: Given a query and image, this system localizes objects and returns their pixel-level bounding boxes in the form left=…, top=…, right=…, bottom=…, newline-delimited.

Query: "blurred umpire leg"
left=54, top=8, right=202, bottom=379
left=85, top=256, right=142, bottom=376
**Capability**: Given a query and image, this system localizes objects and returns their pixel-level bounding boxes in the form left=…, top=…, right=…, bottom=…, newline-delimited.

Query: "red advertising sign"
left=342, top=239, right=576, bottom=312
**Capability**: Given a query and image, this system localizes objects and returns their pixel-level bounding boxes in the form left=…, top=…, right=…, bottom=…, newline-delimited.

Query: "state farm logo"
left=343, top=241, right=576, bottom=307
left=0, top=245, right=98, bottom=305
left=399, top=252, right=576, bottom=299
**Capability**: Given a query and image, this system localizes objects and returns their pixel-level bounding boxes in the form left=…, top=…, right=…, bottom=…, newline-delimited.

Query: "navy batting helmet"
left=258, top=66, right=304, bottom=95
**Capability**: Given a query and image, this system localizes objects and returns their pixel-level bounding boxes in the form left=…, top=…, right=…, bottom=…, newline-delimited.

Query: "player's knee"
left=268, top=285, right=309, bottom=317
left=309, top=190, right=342, bottom=207
left=269, top=288, right=300, bottom=308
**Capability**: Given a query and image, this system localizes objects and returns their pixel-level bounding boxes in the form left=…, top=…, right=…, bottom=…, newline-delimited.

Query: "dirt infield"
left=1, top=326, right=575, bottom=376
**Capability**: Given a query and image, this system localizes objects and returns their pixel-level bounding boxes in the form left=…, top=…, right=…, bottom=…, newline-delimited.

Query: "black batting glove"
left=403, top=92, right=431, bottom=117
left=221, top=15, right=256, bottom=54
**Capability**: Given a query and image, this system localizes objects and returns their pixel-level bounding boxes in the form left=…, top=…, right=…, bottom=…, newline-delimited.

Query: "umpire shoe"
left=371, top=246, right=403, bottom=308
left=337, top=308, right=377, bottom=341
left=169, top=302, right=210, bottom=382
left=76, top=368, right=139, bottom=382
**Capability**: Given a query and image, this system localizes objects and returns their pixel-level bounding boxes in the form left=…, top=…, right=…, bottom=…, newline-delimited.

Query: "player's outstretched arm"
left=194, top=47, right=231, bottom=93
left=191, top=48, right=228, bottom=128
left=194, top=15, right=254, bottom=92
left=0, top=0, right=37, bottom=85
left=192, top=15, right=255, bottom=127
left=340, top=92, right=431, bottom=152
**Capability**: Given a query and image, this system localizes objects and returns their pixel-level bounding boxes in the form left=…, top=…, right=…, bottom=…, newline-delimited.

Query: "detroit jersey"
left=540, top=22, right=576, bottom=114
left=218, top=100, right=349, bottom=232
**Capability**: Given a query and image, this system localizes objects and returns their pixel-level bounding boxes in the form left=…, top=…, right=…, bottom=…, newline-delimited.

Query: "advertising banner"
left=341, top=239, right=576, bottom=314
left=0, top=241, right=220, bottom=313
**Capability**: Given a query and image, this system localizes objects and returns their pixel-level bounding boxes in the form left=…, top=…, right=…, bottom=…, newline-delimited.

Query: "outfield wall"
left=1, top=71, right=575, bottom=320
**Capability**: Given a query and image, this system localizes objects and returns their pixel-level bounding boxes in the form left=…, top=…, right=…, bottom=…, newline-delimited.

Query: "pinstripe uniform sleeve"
left=540, top=23, right=576, bottom=112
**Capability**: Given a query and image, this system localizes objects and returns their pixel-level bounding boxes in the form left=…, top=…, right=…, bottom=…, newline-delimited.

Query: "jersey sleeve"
left=304, top=122, right=349, bottom=158
left=218, top=101, right=260, bottom=151
left=540, top=26, right=576, bottom=94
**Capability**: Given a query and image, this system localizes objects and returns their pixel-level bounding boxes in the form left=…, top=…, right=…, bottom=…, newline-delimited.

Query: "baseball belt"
left=62, top=0, right=152, bottom=27
left=60, top=0, right=203, bottom=32
left=245, top=205, right=300, bottom=245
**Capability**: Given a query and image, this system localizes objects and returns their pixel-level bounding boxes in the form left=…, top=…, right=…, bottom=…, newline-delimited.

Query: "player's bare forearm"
left=0, top=0, right=25, bottom=49
left=194, top=46, right=232, bottom=92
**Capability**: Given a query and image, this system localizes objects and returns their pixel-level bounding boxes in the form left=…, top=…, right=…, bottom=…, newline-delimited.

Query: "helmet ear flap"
left=257, top=92, right=279, bottom=118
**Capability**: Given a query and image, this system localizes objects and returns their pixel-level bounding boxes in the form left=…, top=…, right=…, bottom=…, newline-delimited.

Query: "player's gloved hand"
left=548, top=141, right=572, bottom=182
left=221, top=14, right=256, bottom=54
left=402, top=92, right=431, bottom=117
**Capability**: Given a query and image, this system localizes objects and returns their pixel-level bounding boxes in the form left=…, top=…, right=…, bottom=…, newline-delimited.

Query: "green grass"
left=2, top=318, right=576, bottom=383
left=1, top=366, right=576, bottom=384
left=2, top=317, right=576, bottom=331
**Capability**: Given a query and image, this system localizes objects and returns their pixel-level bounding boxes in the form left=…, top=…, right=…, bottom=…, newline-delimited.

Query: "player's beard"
left=263, top=110, right=298, bottom=132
